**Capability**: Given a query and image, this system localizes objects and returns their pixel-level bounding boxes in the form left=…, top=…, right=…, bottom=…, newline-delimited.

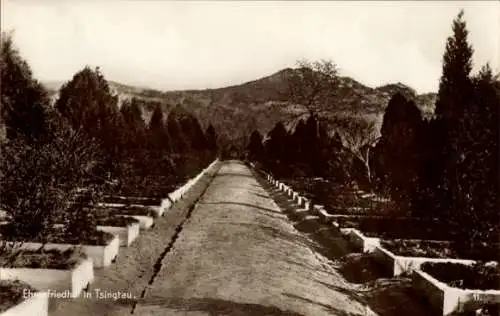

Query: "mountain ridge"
left=43, top=68, right=437, bottom=146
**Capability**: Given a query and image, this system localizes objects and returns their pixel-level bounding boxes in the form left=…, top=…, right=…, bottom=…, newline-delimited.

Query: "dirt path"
left=134, top=161, right=375, bottom=316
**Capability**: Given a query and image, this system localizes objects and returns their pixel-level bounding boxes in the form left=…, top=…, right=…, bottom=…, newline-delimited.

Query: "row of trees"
left=0, top=32, right=218, bottom=247
left=373, top=11, right=499, bottom=245
left=247, top=11, right=499, bottom=246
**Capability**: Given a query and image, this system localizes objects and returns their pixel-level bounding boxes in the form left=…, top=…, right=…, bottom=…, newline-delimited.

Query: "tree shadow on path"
left=281, top=293, right=366, bottom=316
left=138, top=296, right=307, bottom=316
left=199, top=201, right=286, bottom=218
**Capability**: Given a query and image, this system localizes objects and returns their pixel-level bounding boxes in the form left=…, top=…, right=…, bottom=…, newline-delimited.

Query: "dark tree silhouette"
left=205, top=124, right=218, bottom=153
left=0, top=32, right=52, bottom=143
left=374, top=92, right=424, bottom=210
left=120, top=97, right=147, bottom=153
left=55, top=66, right=123, bottom=178
left=265, top=121, right=288, bottom=163
left=412, top=11, right=500, bottom=246
left=435, top=10, right=474, bottom=121
left=247, top=130, right=264, bottom=161
left=148, top=103, right=170, bottom=153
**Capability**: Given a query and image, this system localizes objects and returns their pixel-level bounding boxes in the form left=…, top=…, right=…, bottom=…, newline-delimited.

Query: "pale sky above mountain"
left=1, top=0, right=499, bottom=94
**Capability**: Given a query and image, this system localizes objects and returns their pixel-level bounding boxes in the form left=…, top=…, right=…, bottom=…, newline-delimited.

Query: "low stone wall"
left=315, top=206, right=336, bottom=224
left=97, top=222, right=140, bottom=247
left=372, top=245, right=476, bottom=277
left=168, top=159, right=219, bottom=203
left=412, top=269, right=500, bottom=315
left=161, top=198, right=173, bottom=213
left=20, top=235, right=119, bottom=268
left=345, top=229, right=381, bottom=253
left=83, top=235, right=119, bottom=268
left=0, top=258, right=94, bottom=298
left=0, top=291, right=48, bottom=316
left=119, top=215, right=154, bottom=230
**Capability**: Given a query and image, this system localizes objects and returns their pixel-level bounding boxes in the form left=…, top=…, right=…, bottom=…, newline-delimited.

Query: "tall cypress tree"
left=422, top=10, right=476, bottom=221
left=205, top=124, right=218, bottom=153
left=120, top=97, right=147, bottom=153
left=166, top=114, right=187, bottom=154
left=247, top=130, right=264, bottom=161
left=376, top=93, right=423, bottom=209
left=148, top=103, right=170, bottom=153
left=435, top=10, right=474, bottom=121
left=265, top=122, right=287, bottom=162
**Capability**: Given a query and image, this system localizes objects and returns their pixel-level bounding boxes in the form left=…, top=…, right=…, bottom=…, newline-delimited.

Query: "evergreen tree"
left=417, top=11, right=499, bottom=245
left=148, top=103, right=170, bottom=153
left=291, top=119, right=307, bottom=161
left=0, top=33, right=51, bottom=143
left=247, top=130, right=264, bottom=161
left=435, top=10, right=474, bottom=121
left=55, top=66, right=123, bottom=177
left=265, top=122, right=288, bottom=162
left=56, top=67, right=120, bottom=135
left=120, top=97, right=147, bottom=152
left=166, top=114, right=188, bottom=154
left=451, top=64, right=500, bottom=244
left=420, top=10, right=476, bottom=221
left=176, top=114, right=206, bottom=153
left=205, top=124, right=218, bottom=153
left=375, top=92, right=423, bottom=209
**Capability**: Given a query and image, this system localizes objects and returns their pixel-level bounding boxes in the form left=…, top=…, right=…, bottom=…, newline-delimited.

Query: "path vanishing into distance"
left=51, top=160, right=433, bottom=316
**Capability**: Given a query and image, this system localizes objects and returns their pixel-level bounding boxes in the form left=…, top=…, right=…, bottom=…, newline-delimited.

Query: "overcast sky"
left=1, top=1, right=499, bottom=94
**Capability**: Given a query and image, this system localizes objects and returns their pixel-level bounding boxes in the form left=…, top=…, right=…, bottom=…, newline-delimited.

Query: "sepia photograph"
left=0, top=1, right=499, bottom=315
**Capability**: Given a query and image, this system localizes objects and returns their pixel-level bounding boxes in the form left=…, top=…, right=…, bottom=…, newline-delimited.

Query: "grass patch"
left=421, top=262, right=500, bottom=290
left=0, top=280, right=35, bottom=312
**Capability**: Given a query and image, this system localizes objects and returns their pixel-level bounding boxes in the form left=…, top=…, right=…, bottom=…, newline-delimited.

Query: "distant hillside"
left=44, top=69, right=437, bottom=146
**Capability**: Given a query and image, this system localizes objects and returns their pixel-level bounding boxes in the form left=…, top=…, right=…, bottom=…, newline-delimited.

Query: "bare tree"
left=277, top=58, right=382, bottom=190
left=281, top=59, right=340, bottom=123
left=334, top=116, right=379, bottom=188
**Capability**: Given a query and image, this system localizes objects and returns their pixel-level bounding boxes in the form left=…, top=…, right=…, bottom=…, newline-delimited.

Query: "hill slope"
left=44, top=69, right=437, bottom=146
